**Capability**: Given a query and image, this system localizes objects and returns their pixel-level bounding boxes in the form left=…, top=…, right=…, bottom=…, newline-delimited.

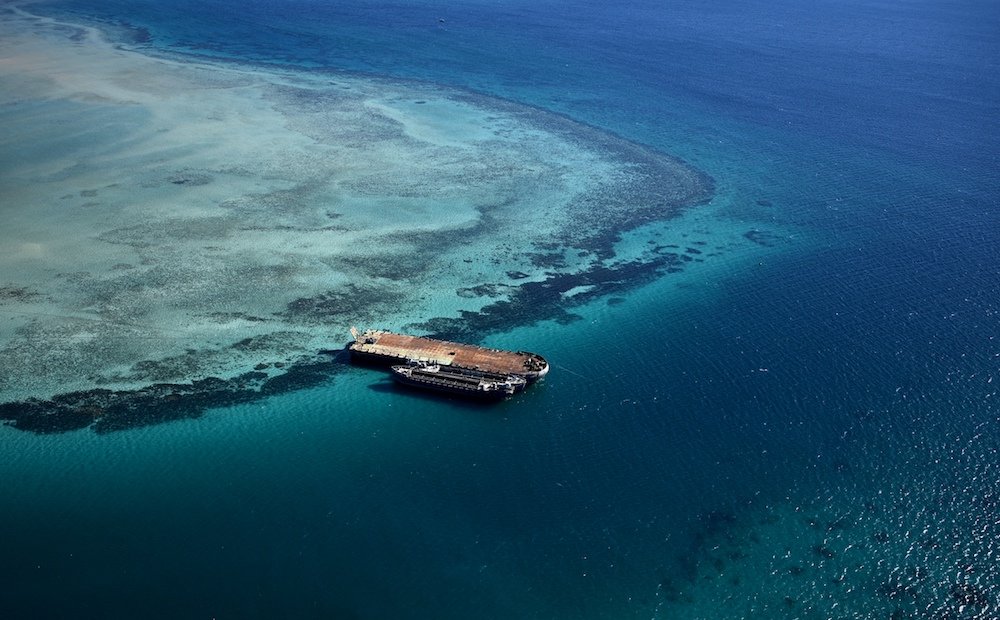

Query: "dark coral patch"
left=0, top=399, right=96, bottom=434
left=0, top=286, right=41, bottom=302
left=281, top=284, right=402, bottom=324
left=411, top=250, right=683, bottom=343
left=744, top=229, right=787, bottom=247
left=1, top=357, right=346, bottom=435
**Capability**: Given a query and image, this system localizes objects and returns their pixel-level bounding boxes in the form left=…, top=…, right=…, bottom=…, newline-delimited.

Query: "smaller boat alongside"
left=390, top=361, right=527, bottom=400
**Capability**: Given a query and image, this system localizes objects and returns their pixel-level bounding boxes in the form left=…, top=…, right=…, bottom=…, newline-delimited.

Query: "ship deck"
left=349, top=330, right=547, bottom=377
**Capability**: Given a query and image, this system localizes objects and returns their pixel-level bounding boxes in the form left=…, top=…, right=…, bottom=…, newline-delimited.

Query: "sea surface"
left=1, top=0, right=998, bottom=618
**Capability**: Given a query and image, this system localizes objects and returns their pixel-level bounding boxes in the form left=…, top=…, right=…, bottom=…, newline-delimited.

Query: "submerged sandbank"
left=0, top=4, right=713, bottom=431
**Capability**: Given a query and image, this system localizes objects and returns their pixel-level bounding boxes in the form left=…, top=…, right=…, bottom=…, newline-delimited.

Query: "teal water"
left=2, top=0, right=999, bottom=617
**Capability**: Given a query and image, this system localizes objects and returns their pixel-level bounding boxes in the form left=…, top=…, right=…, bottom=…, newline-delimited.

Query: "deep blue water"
left=5, top=0, right=1000, bottom=617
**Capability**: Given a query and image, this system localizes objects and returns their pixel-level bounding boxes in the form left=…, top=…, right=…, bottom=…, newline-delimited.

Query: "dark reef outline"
left=0, top=354, right=349, bottom=435
left=0, top=6, right=722, bottom=434
left=1, top=239, right=713, bottom=434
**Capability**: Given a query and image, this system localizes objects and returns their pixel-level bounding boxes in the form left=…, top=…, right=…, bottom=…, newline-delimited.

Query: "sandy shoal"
left=0, top=4, right=710, bottom=402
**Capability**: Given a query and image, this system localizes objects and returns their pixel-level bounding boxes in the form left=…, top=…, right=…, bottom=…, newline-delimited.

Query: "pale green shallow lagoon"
left=0, top=5, right=784, bottom=428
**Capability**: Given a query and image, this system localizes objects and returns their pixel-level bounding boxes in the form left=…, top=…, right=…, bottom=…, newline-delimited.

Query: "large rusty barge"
left=348, top=328, right=549, bottom=383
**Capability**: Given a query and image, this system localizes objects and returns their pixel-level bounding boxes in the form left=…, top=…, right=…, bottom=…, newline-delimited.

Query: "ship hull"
left=389, top=364, right=526, bottom=401
left=348, top=329, right=548, bottom=381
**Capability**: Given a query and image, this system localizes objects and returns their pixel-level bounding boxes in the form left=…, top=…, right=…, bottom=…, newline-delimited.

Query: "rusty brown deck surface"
left=350, top=330, right=538, bottom=375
